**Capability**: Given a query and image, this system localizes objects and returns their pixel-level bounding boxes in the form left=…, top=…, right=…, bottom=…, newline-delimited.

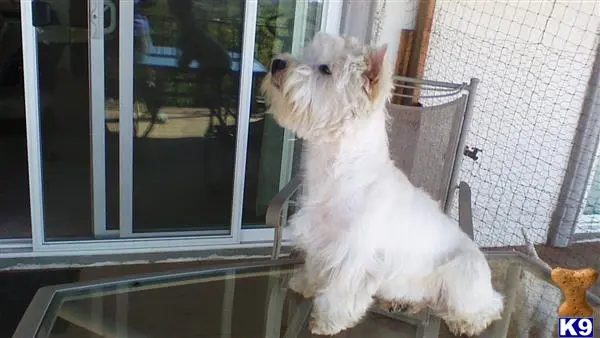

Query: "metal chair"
left=265, top=76, right=480, bottom=337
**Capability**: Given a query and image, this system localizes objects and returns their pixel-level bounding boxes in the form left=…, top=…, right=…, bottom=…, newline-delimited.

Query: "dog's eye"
left=318, top=65, right=332, bottom=75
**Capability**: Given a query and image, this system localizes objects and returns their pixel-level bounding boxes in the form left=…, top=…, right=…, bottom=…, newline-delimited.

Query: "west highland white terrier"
left=261, top=32, right=503, bottom=336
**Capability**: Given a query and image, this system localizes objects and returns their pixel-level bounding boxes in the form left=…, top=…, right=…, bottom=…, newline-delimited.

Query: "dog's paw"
left=378, top=300, right=423, bottom=314
left=288, top=273, right=316, bottom=298
left=403, top=303, right=426, bottom=315
left=309, top=317, right=344, bottom=336
left=287, top=273, right=304, bottom=293
left=446, top=320, right=483, bottom=337
left=444, top=314, right=499, bottom=337
left=379, top=300, right=408, bottom=313
left=302, top=286, right=317, bottom=299
left=443, top=291, right=503, bottom=336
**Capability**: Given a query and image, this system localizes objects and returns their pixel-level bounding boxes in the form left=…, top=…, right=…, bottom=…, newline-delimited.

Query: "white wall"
left=373, top=0, right=418, bottom=68
left=340, top=0, right=375, bottom=44
left=378, top=0, right=600, bottom=247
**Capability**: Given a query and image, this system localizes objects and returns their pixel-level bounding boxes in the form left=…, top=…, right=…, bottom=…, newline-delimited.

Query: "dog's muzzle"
left=270, top=58, right=287, bottom=75
left=269, top=58, right=287, bottom=89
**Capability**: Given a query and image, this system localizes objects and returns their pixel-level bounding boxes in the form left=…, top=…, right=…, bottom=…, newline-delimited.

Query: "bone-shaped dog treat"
left=551, top=267, right=598, bottom=317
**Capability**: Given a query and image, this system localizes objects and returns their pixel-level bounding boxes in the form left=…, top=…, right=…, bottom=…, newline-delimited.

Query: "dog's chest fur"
left=301, top=112, right=391, bottom=195
left=291, top=112, right=402, bottom=245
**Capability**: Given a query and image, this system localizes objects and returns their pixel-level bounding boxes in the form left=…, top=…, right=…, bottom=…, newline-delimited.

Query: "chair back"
left=386, top=76, right=478, bottom=211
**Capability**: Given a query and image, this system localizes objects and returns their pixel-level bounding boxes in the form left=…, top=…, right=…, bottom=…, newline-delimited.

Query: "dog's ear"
left=365, top=44, right=388, bottom=84
left=364, top=44, right=388, bottom=99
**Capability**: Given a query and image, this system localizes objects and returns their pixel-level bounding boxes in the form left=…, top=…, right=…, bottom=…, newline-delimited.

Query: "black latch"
left=32, top=1, right=52, bottom=27
left=464, top=146, right=482, bottom=161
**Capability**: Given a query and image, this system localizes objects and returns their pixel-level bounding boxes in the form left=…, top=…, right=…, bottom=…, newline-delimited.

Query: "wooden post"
left=392, top=29, right=414, bottom=104
left=405, top=0, right=436, bottom=105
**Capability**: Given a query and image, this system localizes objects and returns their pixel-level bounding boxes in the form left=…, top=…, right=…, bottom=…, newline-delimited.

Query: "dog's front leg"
left=309, top=269, right=376, bottom=336
left=289, top=257, right=322, bottom=298
left=288, top=266, right=319, bottom=298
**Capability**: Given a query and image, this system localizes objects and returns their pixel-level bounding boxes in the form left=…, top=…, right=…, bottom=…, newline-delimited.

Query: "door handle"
left=104, top=0, right=116, bottom=35
left=90, top=0, right=116, bottom=39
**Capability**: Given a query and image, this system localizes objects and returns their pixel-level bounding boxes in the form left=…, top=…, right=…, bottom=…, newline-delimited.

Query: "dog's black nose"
left=271, top=59, right=287, bottom=74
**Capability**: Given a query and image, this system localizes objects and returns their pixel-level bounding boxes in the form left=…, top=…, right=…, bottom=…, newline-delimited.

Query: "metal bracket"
left=464, top=146, right=482, bottom=161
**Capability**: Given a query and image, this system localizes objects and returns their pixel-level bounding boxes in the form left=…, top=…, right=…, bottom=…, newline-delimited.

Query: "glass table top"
left=11, top=253, right=600, bottom=338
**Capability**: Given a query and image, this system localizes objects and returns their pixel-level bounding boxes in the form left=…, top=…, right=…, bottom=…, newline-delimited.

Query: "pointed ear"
left=364, top=43, right=388, bottom=83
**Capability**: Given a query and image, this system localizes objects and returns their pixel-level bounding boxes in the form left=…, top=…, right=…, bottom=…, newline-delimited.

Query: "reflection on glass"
left=32, top=0, right=321, bottom=239
left=583, top=160, right=600, bottom=216
left=105, top=0, right=120, bottom=231
left=131, top=0, right=246, bottom=232
left=37, top=0, right=94, bottom=239
left=243, top=0, right=323, bottom=227
left=0, top=12, right=31, bottom=238
left=43, top=270, right=296, bottom=338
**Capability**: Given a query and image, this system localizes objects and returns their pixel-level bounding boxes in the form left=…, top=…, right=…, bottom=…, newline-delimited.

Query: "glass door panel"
left=30, top=0, right=97, bottom=240
left=578, top=154, right=600, bottom=232
left=242, top=0, right=324, bottom=227
left=27, top=0, right=254, bottom=241
left=21, top=0, right=336, bottom=247
left=129, top=0, right=250, bottom=235
left=0, top=3, right=31, bottom=239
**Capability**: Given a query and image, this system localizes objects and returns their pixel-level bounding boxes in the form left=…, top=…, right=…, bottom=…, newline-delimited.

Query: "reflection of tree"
left=133, top=0, right=322, bottom=111
left=166, top=0, right=231, bottom=73
left=146, top=0, right=322, bottom=71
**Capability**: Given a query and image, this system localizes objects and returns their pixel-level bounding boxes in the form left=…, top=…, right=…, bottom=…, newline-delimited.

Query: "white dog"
left=261, top=32, right=503, bottom=336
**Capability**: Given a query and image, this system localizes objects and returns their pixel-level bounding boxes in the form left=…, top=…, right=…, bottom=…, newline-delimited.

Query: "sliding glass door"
left=19, top=0, right=340, bottom=252
left=243, top=0, right=324, bottom=230
left=576, top=151, right=600, bottom=235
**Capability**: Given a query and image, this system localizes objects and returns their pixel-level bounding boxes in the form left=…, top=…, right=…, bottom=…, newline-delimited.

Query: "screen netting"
left=423, top=1, right=599, bottom=251
left=413, top=2, right=600, bottom=335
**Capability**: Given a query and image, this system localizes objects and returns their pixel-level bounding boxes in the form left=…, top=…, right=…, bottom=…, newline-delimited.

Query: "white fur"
left=262, top=32, right=503, bottom=336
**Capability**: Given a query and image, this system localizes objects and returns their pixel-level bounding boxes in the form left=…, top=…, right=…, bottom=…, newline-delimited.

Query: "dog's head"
left=261, top=32, right=392, bottom=142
